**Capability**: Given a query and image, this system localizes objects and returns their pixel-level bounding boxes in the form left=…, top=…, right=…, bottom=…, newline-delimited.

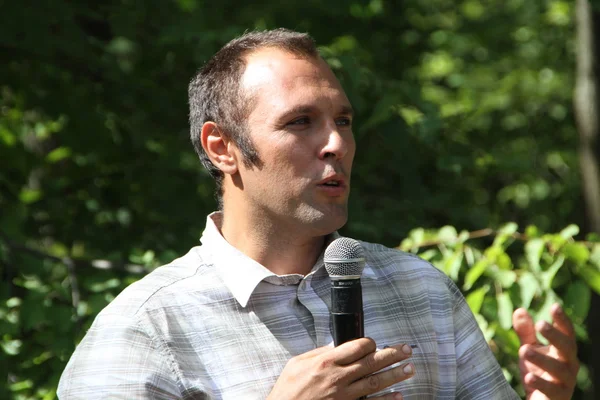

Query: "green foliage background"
left=1, top=0, right=597, bottom=398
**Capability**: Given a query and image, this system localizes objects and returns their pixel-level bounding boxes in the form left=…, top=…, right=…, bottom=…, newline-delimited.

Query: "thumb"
left=512, top=307, right=538, bottom=345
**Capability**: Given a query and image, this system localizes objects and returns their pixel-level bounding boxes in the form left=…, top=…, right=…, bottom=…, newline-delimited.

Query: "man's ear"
left=200, top=122, right=238, bottom=175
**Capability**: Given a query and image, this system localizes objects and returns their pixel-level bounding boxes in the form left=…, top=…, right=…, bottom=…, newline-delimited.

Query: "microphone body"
left=330, top=277, right=364, bottom=346
left=324, top=237, right=366, bottom=347
left=325, top=238, right=368, bottom=400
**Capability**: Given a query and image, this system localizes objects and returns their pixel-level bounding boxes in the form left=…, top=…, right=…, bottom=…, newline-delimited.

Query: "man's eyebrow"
left=340, top=105, right=354, bottom=116
left=281, top=105, right=316, bottom=117
left=279, top=104, right=355, bottom=118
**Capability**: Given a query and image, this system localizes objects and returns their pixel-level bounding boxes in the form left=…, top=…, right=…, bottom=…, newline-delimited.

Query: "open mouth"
left=322, top=181, right=340, bottom=187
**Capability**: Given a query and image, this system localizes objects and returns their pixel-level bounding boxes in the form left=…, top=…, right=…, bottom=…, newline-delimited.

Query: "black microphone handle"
left=331, top=279, right=364, bottom=347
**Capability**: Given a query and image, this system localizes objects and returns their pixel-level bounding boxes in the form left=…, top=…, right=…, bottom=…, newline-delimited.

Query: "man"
left=58, top=29, right=579, bottom=399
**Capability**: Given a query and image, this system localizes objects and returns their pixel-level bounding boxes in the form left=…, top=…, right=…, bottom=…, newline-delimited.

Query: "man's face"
left=233, top=48, right=356, bottom=235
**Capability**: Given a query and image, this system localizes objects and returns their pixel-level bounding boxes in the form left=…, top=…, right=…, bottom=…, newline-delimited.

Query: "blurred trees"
left=0, top=0, right=597, bottom=398
left=400, top=223, right=599, bottom=397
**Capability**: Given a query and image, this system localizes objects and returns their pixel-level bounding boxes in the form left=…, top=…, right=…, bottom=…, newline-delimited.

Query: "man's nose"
left=319, top=123, right=353, bottom=160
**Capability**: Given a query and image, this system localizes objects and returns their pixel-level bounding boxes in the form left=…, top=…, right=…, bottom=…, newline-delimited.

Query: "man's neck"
left=219, top=209, right=326, bottom=276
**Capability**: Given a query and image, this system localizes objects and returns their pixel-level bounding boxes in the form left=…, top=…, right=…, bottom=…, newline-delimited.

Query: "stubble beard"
left=293, top=200, right=349, bottom=235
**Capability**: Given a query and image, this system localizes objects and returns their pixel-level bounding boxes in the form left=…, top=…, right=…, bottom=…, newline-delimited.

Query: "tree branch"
left=575, top=0, right=600, bottom=233
left=403, top=227, right=591, bottom=250
left=0, top=229, right=145, bottom=324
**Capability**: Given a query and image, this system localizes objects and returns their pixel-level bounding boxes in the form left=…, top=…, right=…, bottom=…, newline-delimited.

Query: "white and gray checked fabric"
left=58, top=213, right=519, bottom=399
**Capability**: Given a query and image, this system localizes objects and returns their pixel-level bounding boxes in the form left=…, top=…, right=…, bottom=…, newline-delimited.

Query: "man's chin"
left=298, top=206, right=348, bottom=234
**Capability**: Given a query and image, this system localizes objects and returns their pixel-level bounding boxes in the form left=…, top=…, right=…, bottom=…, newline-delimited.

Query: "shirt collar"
left=199, top=212, right=340, bottom=308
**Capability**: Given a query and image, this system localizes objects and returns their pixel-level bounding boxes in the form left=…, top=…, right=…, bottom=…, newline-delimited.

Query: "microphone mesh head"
left=324, top=237, right=365, bottom=277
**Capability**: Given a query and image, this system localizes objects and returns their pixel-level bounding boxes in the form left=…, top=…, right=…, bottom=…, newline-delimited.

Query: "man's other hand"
left=266, top=337, right=414, bottom=400
left=513, top=303, right=579, bottom=400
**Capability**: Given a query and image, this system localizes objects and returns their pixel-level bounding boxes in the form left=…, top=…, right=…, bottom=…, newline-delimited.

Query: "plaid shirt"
left=58, top=213, right=519, bottom=399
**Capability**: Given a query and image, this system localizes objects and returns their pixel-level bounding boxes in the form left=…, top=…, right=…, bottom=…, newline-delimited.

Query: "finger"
left=295, top=344, right=333, bottom=360
left=513, top=308, right=538, bottom=345
left=520, top=345, right=574, bottom=383
left=368, top=391, right=404, bottom=400
left=345, top=344, right=413, bottom=379
left=550, top=304, right=576, bottom=338
left=536, top=321, right=577, bottom=363
left=334, top=337, right=377, bottom=365
left=524, top=372, right=571, bottom=399
left=349, top=362, right=415, bottom=399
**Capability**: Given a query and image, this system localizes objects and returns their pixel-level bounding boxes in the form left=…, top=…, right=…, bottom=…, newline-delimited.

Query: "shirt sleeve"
left=449, top=281, right=520, bottom=400
left=58, top=312, right=182, bottom=399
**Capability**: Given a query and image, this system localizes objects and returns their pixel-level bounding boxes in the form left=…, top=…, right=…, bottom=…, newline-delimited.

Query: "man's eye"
left=336, top=118, right=352, bottom=126
left=288, top=117, right=310, bottom=126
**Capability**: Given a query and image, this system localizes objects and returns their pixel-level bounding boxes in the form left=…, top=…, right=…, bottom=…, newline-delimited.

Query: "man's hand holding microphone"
left=268, top=238, right=413, bottom=400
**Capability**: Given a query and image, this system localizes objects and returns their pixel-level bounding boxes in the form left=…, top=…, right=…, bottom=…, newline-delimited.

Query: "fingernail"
left=402, top=344, right=412, bottom=355
left=540, top=321, right=551, bottom=332
left=394, top=394, right=403, bottom=400
left=403, top=363, right=413, bottom=375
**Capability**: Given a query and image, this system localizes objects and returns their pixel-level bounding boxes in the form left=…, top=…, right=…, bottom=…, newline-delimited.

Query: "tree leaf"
left=559, top=224, right=579, bottom=240
left=443, top=249, right=463, bottom=280
left=458, top=230, right=470, bottom=244
left=417, top=249, right=438, bottom=261
left=474, top=313, right=496, bottom=343
left=46, top=147, right=72, bottom=163
left=525, top=225, right=540, bottom=238
left=464, top=258, right=489, bottom=291
left=493, top=325, right=521, bottom=354
left=535, top=291, right=559, bottom=325
left=488, top=268, right=517, bottom=288
left=466, top=285, right=489, bottom=315
left=497, top=292, right=514, bottom=330
left=564, top=280, right=591, bottom=322
left=438, top=225, right=458, bottom=243
left=518, top=271, right=539, bottom=309
left=589, top=244, right=600, bottom=269
left=541, top=254, right=565, bottom=289
left=496, top=252, right=513, bottom=270
left=361, top=93, right=402, bottom=130
left=410, top=228, right=425, bottom=246
left=493, top=222, right=518, bottom=247
left=562, top=243, right=590, bottom=265
left=576, top=265, right=600, bottom=295
left=525, top=238, right=545, bottom=272
left=89, top=278, right=121, bottom=293
left=399, top=238, right=413, bottom=252
left=1, top=338, right=22, bottom=356
left=498, top=222, right=518, bottom=236
left=533, top=292, right=559, bottom=346
left=576, top=365, right=593, bottom=392
left=19, top=189, right=43, bottom=204
left=398, top=105, right=424, bottom=126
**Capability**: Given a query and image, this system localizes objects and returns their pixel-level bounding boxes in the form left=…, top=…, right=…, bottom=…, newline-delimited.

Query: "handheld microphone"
left=324, top=237, right=366, bottom=347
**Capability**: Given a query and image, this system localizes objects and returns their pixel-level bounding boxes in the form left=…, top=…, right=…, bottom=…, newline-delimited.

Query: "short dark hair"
left=188, top=28, right=320, bottom=208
